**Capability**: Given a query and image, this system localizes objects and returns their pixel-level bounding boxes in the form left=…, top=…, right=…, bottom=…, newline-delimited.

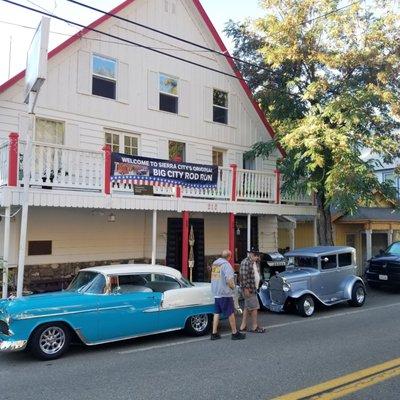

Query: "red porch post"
left=8, top=132, right=19, bottom=187
left=181, top=210, right=189, bottom=278
left=275, top=169, right=281, bottom=204
left=230, top=163, right=237, bottom=201
left=229, top=212, right=235, bottom=266
left=102, top=144, right=111, bottom=195
left=176, top=185, right=181, bottom=198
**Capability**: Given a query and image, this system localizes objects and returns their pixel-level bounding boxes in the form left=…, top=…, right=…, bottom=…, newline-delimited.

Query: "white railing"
left=281, top=191, right=313, bottom=204
left=236, top=169, right=276, bottom=202
left=182, top=167, right=231, bottom=200
left=0, top=141, right=8, bottom=186
left=19, top=142, right=103, bottom=191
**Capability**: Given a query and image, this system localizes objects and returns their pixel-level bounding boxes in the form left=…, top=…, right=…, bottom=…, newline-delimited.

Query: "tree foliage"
left=225, top=0, right=400, bottom=244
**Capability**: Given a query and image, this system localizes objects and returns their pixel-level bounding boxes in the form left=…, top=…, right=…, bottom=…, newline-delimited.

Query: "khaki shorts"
left=244, top=293, right=260, bottom=310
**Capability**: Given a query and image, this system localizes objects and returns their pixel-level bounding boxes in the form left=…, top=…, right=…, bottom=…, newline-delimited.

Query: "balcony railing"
left=0, top=140, right=9, bottom=187
left=4, top=133, right=313, bottom=205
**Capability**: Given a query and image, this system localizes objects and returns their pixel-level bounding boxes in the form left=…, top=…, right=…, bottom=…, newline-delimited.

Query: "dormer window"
left=92, top=55, right=116, bottom=99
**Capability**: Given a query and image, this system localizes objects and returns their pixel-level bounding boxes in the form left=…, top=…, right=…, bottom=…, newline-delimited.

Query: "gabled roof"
left=0, top=0, right=284, bottom=157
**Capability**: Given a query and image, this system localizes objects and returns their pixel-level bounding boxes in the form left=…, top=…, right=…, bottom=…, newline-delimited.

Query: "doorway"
left=166, top=218, right=205, bottom=281
left=234, top=216, right=258, bottom=263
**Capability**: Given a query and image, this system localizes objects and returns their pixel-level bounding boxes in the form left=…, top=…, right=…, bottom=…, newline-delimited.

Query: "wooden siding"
left=0, top=0, right=280, bottom=170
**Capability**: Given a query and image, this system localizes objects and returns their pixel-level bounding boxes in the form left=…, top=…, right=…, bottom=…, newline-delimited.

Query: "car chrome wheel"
left=190, top=314, right=208, bottom=333
left=303, top=299, right=314, bottom=316
left=356, top=287, right=365, bottom=304
left=39, top=326, right=66, bottom=355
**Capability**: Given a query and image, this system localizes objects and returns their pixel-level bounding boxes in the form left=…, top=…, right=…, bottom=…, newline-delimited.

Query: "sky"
left=0, top=0, right=263, bottom=85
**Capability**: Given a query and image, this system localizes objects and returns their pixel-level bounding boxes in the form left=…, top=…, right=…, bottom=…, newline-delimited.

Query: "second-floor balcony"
left=0, top=134, right=313, bottom=206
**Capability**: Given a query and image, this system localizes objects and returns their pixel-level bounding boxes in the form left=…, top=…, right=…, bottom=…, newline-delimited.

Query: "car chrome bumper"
left=0, top=339, right=28, bottom=352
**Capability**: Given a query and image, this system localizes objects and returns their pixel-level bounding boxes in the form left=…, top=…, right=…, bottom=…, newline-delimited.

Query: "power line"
left=301, top=0, right=363, bottom=25
left=1, top=0, right=245, bottom=82
left=65, top=0, right=268, bottom=73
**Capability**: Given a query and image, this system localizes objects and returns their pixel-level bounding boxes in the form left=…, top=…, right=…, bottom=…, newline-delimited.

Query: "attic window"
left=213, top=89, right=228, bottom=124
left=92, top=55, right=116, bottom=99
left=159, top=74, right=178, bottom=114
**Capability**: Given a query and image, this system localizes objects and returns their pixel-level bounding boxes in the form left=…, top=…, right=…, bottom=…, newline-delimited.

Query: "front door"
left=166, top=218, right=205, bottom=281
left=97, top=274, right=162, bottom=341
left=234, top=216, right=258, bottom=264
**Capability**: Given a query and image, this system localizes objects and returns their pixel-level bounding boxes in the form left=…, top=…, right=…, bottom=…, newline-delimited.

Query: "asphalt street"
left=1, top=286, right=400, bottom=400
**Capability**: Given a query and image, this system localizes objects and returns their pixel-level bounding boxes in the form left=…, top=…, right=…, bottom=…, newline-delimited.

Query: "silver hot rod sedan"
left=258, top=246, right=366, bottom=317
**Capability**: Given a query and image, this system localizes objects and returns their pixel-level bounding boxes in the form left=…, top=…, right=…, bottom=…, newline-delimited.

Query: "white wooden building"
left=0, top=0, right=316, bottom=292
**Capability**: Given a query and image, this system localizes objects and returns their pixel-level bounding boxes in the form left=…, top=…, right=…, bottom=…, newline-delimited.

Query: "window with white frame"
left=159, top=74, right=178, bottom=114
left=92, top=55, right=117, bottom=99
left=35, top=118, right=65, bottom=145
left=243, top=154, right=256, bottom=170
left=213, top=89, right=228, bottom=124
left=105, top=131, right=139, bottom=155
left=169, top=141, right=185, bottom=162
left=212, top=149, right=224, bottom=167
left=123, top=135, right=139, bottom=156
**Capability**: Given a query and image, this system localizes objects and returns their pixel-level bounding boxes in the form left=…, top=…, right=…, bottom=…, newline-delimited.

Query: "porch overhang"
left=0, top=187, right=316, bottom=216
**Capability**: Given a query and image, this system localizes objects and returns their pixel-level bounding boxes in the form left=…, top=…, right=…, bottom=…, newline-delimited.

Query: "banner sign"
left=111, top=153, right=218, bottom=188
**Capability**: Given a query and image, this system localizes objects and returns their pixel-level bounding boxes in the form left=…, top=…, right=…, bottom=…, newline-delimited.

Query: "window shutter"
left=186, top=142, right=197, bottom=163
left=228, top=93, right=238, bottom=127
left=147, top=71, right=159, bottom=110
left=179, top=79, right=190, bottom=117
left=77, top=51, right=91, bottom=95
left=117, top=61, right=129, bottom=104
left=203, top=87, right=213, bottom=122
left=65, top=122, right=79, bottom=147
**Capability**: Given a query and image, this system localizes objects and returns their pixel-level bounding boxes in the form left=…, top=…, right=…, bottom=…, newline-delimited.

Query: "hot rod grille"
left=269, top=276, right=286, bottom=305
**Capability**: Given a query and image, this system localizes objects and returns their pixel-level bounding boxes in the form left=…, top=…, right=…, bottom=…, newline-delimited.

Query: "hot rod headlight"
left=282, top=282, right=291, bottom=292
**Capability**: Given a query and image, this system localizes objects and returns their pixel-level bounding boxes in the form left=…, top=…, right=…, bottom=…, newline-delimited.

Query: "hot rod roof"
left=285, top=246, right=355, bottom=258
left=81, top=264, right=182, bottom=279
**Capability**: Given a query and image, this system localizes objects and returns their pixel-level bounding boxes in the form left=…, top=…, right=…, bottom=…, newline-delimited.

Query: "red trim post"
left=102, top=144, right=111, bottom=195
left=181, top=211, right=189, bottom=278
left=176, top=186, right=181, bottom=198
left=230, top=163, right=238, bottom=201
left=275, top=169, right=281, bottom=204
left=8, top=132, right=19, bottom=187
left=229, top=213, right=235, bottom=266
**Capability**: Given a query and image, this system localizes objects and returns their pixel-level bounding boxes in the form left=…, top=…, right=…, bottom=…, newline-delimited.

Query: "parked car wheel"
left=348, top=282, right=366, bottom=307
left=296, top=295, right=315, bottom=317
left=29, top=323, right=71, bottom=360
left=184, top=314, right=211, bottom=336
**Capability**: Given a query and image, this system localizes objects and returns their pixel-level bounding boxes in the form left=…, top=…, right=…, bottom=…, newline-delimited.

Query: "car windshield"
left=180, top=276, right=194, bottom=287
left=67, top=271, right=106, bottom=294
left=385, top=242, right=400, bottom=256
left=288, top=256, right=318, bottom=269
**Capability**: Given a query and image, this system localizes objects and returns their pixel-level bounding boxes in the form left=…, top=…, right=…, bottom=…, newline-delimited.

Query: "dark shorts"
left=214, top=297, right=234, bottom=317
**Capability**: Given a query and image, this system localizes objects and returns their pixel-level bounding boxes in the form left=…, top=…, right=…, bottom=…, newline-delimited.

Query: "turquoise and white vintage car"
left=0, top=265, right=214, bottom=360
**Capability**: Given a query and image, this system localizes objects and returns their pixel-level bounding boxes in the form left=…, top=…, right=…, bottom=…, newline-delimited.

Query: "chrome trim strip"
left=15, top=305, right=132, bottom=321
left=75, top=327, right=182, bottom=346
left=160, top=303, right=212, bottom=310
left=0, top=339, right=28, bottom=352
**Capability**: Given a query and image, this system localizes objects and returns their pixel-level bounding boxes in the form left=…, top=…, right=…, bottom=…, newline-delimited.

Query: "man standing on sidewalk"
left=239, top=246, right=266, bottom=333
left=210, top=250, right=246, bottom=341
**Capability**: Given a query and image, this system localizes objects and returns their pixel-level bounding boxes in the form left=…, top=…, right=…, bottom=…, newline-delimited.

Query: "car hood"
left=278, top=268, right=319, bottom=282
left=0, top=291, right=91, bottom=319
left=370, top=255, right=400, bottom=263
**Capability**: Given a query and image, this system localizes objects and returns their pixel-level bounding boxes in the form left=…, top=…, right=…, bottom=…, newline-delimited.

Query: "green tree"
left=226, top=0, right=400, bottom=245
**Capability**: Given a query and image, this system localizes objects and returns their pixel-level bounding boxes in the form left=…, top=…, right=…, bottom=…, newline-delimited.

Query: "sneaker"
left=231, top=331, right=246, bottom=340
left=210, top=333, right=221, bottom=340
